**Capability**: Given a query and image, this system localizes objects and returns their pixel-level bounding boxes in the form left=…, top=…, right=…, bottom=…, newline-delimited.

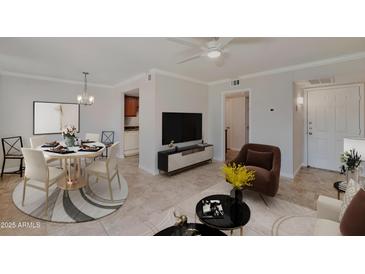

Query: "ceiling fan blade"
left=231, top=37, right=268, bottom=45
left=217, top=37, right=234, bottom=49
left=167, top=37, right=203, bottom=48
left=177, top=53, right=202, bottom=64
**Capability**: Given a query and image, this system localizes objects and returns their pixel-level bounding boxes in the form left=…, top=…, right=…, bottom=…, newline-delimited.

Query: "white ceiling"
left=0, top=37, right=365, bottom=85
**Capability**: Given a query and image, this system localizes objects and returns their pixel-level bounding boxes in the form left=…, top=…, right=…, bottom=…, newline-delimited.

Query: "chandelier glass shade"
left=77, top=72, right=94, bottom=105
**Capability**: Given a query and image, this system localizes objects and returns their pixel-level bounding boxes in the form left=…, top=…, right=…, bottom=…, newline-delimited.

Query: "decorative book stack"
left=202, top=199, right=224, bottom=219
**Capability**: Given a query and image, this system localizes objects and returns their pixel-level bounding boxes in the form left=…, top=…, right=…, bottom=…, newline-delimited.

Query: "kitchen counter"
left=125, top=126, right=139, bottom=131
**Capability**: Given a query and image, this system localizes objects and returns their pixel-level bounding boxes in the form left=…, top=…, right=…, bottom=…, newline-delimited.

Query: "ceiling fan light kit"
left=207, top=49, right=221, bottom=58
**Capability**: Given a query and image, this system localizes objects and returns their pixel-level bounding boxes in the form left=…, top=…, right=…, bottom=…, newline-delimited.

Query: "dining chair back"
left=21, top=148, right=66, bottom=216
left=2, top=136, right=23, bottom=157
left=1, top=136, right=24, bottom=177
left=30, top=136, right=47, bottom=149
left=29, top=136, right=61, bottom=167
left=22, top=148, right=48, bottom=182
left=101, top=131, right=114, bottom=145
left=100, top=131, right=114, bottom=157
left=107, top=142, right=119, bottom=172
left=85, top=133, right=100, bottom=142
left=85, top=142, right=121, bottom=201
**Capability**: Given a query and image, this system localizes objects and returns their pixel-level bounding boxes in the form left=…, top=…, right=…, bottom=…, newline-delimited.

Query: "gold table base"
left=57, top=176, right=87, bottom=191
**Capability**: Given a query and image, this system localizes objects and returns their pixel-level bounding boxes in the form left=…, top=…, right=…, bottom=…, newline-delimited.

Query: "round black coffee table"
left=154, top=223, right=226, bottom=236
left=196, top=194, right=251, bottom=236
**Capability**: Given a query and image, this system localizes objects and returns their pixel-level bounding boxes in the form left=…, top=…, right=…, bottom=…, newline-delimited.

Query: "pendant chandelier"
left=77, top=72, right=94, bottom=105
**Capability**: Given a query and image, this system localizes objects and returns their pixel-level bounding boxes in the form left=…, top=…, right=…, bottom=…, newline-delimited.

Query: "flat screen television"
left=162, top=112, right=202, bottom=145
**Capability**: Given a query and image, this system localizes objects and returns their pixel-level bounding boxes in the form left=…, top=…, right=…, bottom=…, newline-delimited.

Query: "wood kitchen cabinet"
left=125, top=96, right=139, bottom=117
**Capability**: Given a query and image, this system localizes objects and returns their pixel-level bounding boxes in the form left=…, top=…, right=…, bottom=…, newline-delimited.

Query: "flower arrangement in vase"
left=222, top=163, right=255, bottom=202
left=62, top=125, right=77, bottom=147
left=340, top=149, right=362, bottom=183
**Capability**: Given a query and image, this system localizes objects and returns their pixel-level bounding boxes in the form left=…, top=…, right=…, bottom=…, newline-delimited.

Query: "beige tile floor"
left=0, top=155, right=344, bottom=235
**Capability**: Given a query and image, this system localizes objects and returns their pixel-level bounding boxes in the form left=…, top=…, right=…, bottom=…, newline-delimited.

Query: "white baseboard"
left=124, top=149, right=139, bottom=157
left=293, top=163, right=304, bottom=177
left=213, top=156, right=224, bottom=162
left=280, top=172, right=294, bottom=179
left=138, top=164, right=159, bottom=175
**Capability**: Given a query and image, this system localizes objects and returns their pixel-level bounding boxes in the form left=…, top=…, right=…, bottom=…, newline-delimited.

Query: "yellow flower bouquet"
left=222, top=163, right=255, bottom=189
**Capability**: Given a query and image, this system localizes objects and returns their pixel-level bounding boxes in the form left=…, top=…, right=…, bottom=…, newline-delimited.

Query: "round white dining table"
left=39, top=142, right=105, bottom=190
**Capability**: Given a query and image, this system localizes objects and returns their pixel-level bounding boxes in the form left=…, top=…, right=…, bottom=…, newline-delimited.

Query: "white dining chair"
left=85, top=133, right=100, bottom=142
left=29, top=136, right=47, bottom=149
left=85, top=142, right=121, bottom=201
left=83, top=133, right=101, bottom=166
left=21, top=148, right=66, bottom=216
left=29, top=136, right=61, bottom=167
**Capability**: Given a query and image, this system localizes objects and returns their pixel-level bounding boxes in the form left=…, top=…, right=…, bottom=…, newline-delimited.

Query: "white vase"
left=346, top=168, right=359, bottom=184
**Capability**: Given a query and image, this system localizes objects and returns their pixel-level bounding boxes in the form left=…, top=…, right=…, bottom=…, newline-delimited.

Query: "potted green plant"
left=222, top=163, right=255, bottom=202
left=340, top=149, right=361, bottom=183
left=62, top=125, right=77, bottom=147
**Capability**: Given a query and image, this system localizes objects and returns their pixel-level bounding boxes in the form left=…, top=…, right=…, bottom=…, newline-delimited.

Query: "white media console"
left=158, top=144, right=214, bottom=174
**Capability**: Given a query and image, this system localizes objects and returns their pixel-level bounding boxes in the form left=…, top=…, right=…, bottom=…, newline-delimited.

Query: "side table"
left=196, top=194, right=251, bottom=236
left=154, top=223, right=226, bottom=236
left=333, top=181, right=346, bottom=200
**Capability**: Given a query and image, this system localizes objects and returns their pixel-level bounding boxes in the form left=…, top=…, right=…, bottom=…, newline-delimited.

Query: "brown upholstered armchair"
left=229, top=143, right=281, bottom=197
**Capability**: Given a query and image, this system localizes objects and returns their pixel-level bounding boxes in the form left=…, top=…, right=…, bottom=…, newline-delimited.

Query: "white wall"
left=155, top=74, right=209, bottom=145
left=117, top=73, right=208, bottom=175
left=4, top=58, right=365, bottom=177
left=208, top=57, right=365, bottom=178
left=209, top=73, right=294, bottom=177
left=0, top=74, right=122, bottom=169
left=292, top=83, right=305, bottom=176
left=293, top=58, right=365, bottom=170
left=116, top=74, right=158, bottom=174
left=154, top=73, right=209, bottom=173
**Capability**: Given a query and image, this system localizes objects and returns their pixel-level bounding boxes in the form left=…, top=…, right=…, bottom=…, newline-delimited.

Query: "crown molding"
left=113, top=73, right=147, bottom=88
left=207, top=51, right=365, bottom=86
left=207, top=78, right=230, bottom=86
left=3, top=51, right=365, bottom=89
left=114, top=69, right=208, bottom=88
left=0, top=70, right=114, bottom=88
left=151, top=68, right=208, bottom=85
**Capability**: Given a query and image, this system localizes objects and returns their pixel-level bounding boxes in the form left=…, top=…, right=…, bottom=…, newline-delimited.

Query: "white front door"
left=307, top=84, right=364, bottom=171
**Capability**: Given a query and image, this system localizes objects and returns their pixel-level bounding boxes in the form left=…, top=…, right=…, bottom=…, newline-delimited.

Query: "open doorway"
left=224, top=91, right=250, bottom=162
left=123, top=88, right=139, bottom=160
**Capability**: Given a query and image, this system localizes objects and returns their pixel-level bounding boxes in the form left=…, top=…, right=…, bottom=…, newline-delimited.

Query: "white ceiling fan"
left=167, top=37, right=234, bottom=65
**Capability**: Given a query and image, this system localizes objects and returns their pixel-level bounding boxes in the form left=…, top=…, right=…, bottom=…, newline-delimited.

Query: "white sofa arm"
left=317, top=195, right=342, bottom=222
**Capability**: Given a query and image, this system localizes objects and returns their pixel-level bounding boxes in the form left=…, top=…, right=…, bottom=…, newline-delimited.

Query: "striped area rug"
left=12, top=175, right=128, bottom=223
